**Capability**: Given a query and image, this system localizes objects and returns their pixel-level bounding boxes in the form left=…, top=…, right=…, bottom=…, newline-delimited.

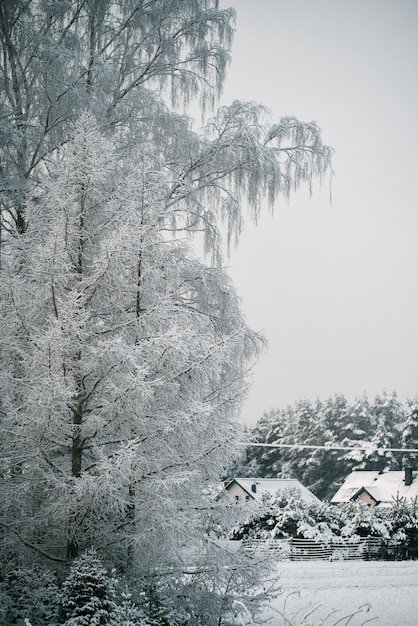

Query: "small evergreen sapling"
left=61, top=549, right=117, bottom=625
left=110, top=590, right=150, bottom=626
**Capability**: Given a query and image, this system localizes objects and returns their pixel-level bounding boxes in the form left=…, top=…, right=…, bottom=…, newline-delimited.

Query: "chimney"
left=404, top=467, right=413, bottom=487
left=251, top=482, right=257, bottom=494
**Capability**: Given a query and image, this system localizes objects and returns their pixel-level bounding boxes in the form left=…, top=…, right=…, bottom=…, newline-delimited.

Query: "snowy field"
left=261, top=560, right=418, bottom=625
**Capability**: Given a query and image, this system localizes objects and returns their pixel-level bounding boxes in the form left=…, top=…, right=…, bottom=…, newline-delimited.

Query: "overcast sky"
left=217, top=0, right=418, bottom=425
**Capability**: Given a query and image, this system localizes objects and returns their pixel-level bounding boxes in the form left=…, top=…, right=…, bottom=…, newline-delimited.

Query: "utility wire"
left=245, top=442, right=418, bottom=453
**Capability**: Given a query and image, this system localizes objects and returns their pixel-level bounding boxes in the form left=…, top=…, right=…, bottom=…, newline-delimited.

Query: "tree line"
left=236, top=391, right=418, bottom=500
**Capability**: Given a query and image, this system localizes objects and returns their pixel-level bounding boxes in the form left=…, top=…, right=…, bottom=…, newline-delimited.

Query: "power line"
left=245, top=442, right=418, bottom=453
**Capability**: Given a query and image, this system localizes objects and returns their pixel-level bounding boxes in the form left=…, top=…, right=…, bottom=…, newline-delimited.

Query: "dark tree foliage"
left=239, top=391, right=415, bottom=500
left=402, top=398, right=418, bottom=469
left=0, top=565, right=60, bottom=626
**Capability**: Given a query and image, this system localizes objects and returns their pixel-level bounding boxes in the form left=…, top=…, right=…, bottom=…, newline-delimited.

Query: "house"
left=330, top=468, right=418, bottom=508
left=225, top=477, right=320, bottom=505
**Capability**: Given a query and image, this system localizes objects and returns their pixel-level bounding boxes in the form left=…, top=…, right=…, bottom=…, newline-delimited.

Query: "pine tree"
left=243, top=407, right=291, bottom=478
left=283, top=398, right=318, bottom=488
left=61, top=549, right=117, bottom=626
left=366, top=391, right=403, bottom=471
left=339, top=393, right=374, bottom=469
left=0, top=565, right=60, bottom=626
left=309, top=394, right=348, bottom=499
left=402, top=398, right=418, bottom=469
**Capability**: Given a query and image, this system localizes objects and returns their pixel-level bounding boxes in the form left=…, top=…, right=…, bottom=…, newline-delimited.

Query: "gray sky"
left=218, top=0, right=418, bottom=425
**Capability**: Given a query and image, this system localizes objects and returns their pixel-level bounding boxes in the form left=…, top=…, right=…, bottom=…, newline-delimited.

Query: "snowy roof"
left=225, top=477, right=319, bottom=504
left=331, top=470, right=418, bottom=505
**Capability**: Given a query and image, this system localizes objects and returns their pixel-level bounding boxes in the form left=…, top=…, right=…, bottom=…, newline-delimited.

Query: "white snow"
left=331, top=470, right=418, bottom=505
left=262, top=560, right=418, bottom=625
left=227, top=478, right=319, bottom=504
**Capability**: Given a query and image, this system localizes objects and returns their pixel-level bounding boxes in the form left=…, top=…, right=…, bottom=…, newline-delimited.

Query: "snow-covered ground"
left=261, top=560, right=418, bottom=625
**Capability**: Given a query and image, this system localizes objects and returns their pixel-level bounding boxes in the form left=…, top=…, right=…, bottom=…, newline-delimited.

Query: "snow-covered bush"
left=229, top=490, right=307, bottom=540
left=387, top=497, right=418, bottom=559
left=229, top=491, right=418, bottom=559
left=229, top=490, right=347, bottom=542
left=340, top=502, right=392, bottom=540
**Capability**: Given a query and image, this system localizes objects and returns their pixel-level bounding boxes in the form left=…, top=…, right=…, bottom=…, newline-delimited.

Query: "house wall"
left=356, top=491, right=377, bottom=507
left=226, top=483, right=253, bottom=502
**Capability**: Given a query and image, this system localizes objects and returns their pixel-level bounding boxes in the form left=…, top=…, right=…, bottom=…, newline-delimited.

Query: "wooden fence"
left=241, top=538, right=291, bottom=559
left=241, top=536, right=383, bottom=561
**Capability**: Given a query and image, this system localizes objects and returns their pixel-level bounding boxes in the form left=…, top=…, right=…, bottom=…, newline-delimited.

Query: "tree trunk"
left=67, top=400, right=83, bottom=560
left=127, top=483, right=136, bottom=568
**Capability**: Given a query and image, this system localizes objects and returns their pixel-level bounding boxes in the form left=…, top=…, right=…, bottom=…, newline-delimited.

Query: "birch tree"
left=0, top=1, right=332, bottom=260
left=0, top=0, right=233, bottom=238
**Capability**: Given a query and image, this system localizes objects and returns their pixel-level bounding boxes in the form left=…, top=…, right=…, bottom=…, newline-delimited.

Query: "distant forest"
left=235, top=391, right=418, bottom=500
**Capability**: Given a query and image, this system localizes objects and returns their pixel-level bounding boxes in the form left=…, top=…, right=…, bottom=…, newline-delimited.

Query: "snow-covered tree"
left=110, top=591, right=150, bottom=626
left=239, top=407, right=291, bottom=479
left=0, top=0, right=234, bottom=237
left=305, top=395, right=348, bottom=498
left=282, top=399, right=319, bottom=488
left=366, top=391, right=403, bottom=471
left=402, top=397, right=418, bottom=469
left=0, top=2, right=333, bottom=621
left=61, top=548, right=117, bottom=625
left=0, top=0, right=332, bottom=260
left=338, top=393, right=374, bottom=468
left=0, top=114, right=263, bottom=567
left=240, top=392, right=407, bottom=499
